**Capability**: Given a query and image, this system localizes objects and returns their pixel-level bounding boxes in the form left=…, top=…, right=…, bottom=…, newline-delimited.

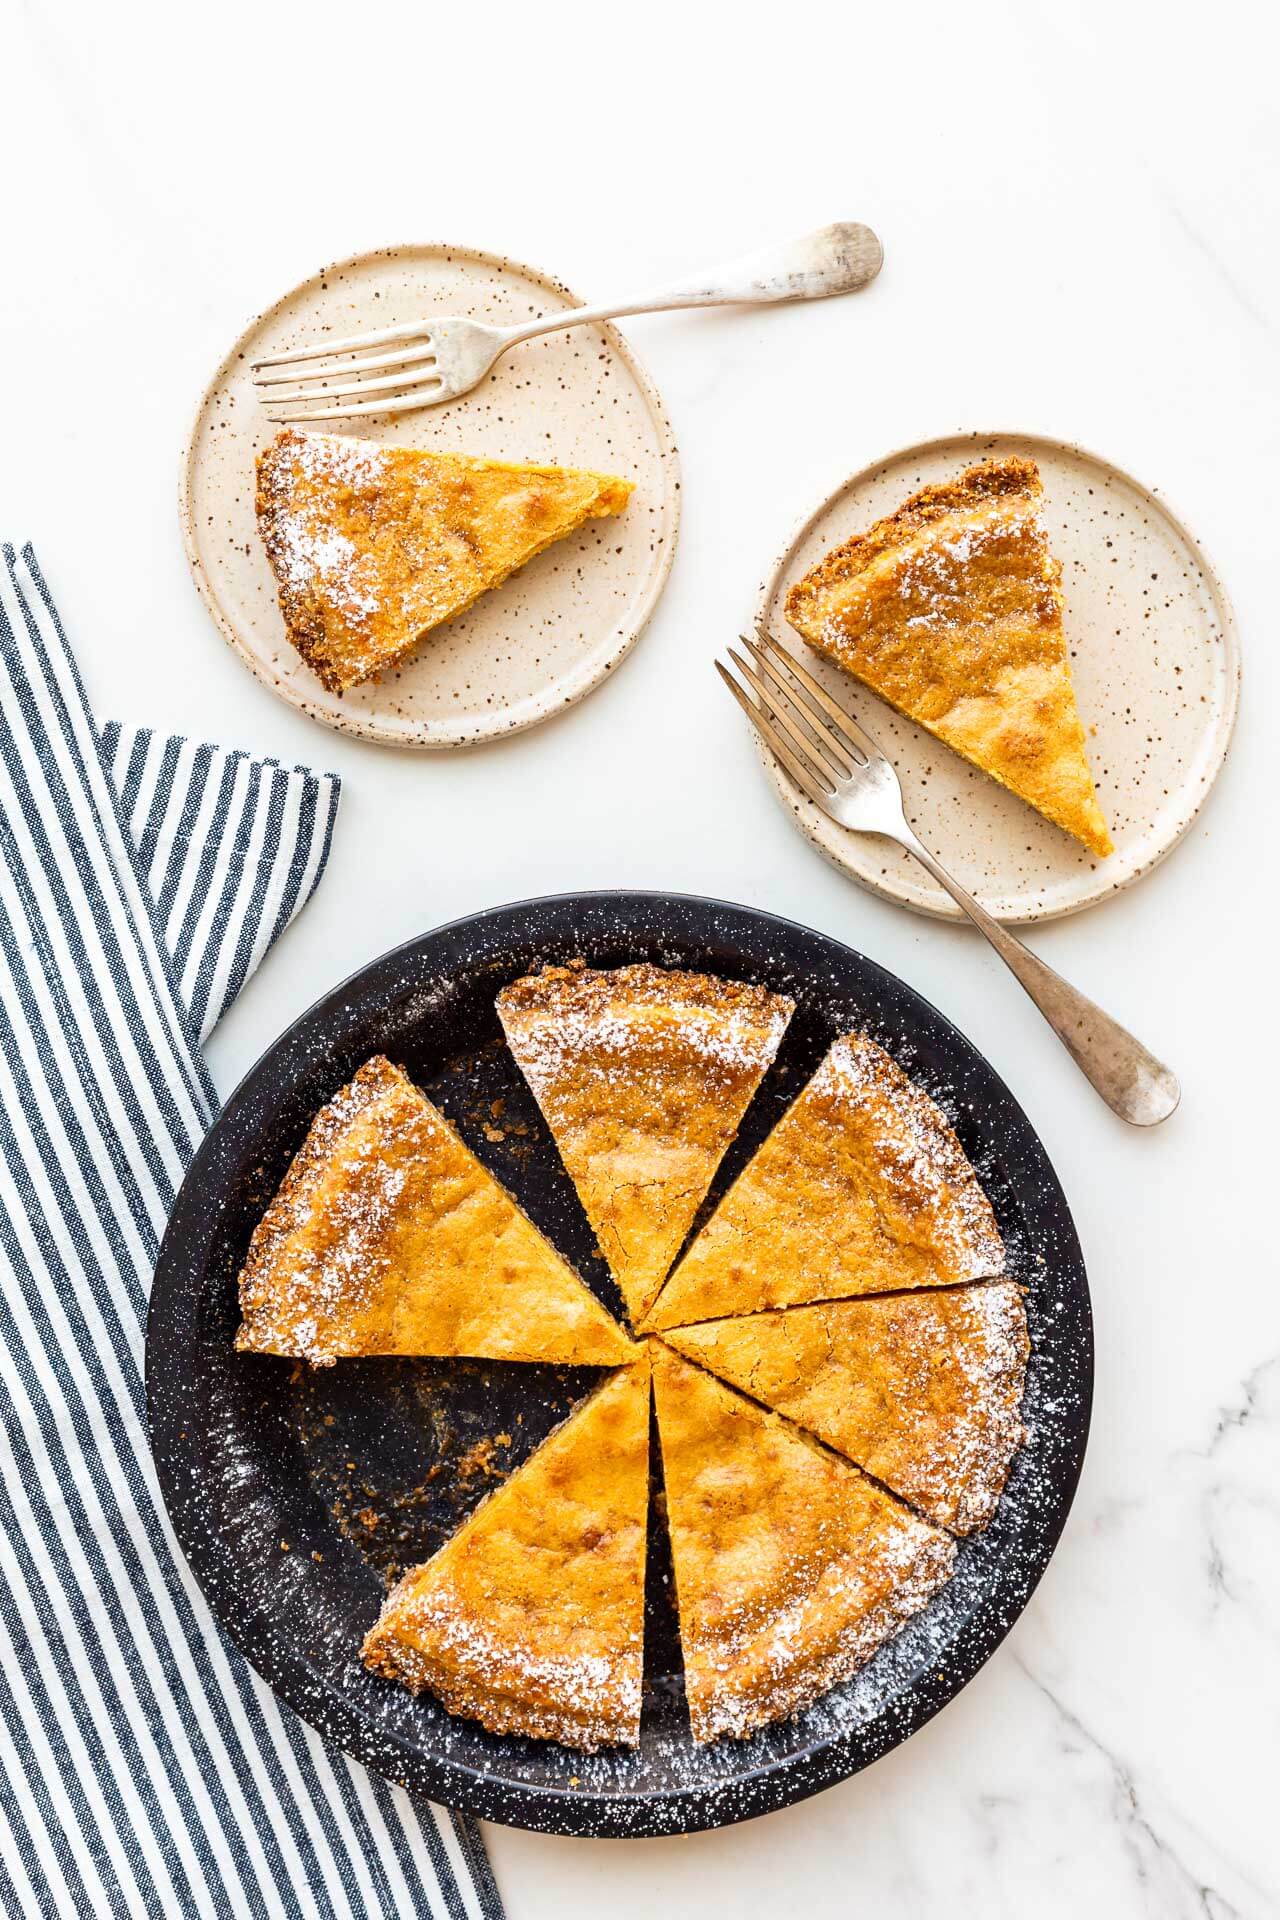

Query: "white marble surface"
left=4, top=2, right=1278, bottom=1914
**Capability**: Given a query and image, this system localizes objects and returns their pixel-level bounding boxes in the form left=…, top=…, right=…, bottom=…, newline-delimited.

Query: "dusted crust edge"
left=255, top=432, right=350, bottom=694
left=784, top=455, right=1045, bottom=632
left=820, top=1032, right=1007, bottom=1284
left=686, top=1525, right=956, bottom=1745
left=496, top=958, right=796, bottom=1032
left=948, top=1279, right=1031, bottom=1535
left=361, top=1602, right=643, bottom=1752
left=234, top=1054, right=404, bottom=1362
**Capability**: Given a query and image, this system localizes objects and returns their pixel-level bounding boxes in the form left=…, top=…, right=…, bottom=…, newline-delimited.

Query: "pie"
left=235, top=1055, right=635, bottom=1367
left=256, top=428, right=634, bottom=694
left=362, top=1356, right=651, bottom=1749
left=663, top=1281, right=1029, bottom=1533
left=241, top=981, right=1027, bottom=1749
left=784, top=456, right=1113, bottom=857
left=651, top=1345, right=954, bottom=1743
left=497, top=963, right=794, bottom=1326
left=646, top=1030, right=1004, bottom=1330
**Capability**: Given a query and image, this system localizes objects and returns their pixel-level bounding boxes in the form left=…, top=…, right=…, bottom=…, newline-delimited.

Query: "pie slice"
left=496, top=963, right=794, bottom=1327
left=785, top=456, right=1113, bottom=857
left=235, top=1055, right=635, bottom=1367
left=652, top=1345, right=954, bottom=1742
left=363, top=1356, right=651, bottom=1749
left=647, top=1030, right=1003, bottom=1330
left=664, top=1281, right=1029, bottom=1533
left=256, top=428, right=634, bottom=693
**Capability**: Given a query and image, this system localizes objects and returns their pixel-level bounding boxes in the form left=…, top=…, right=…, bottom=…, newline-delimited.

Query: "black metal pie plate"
left=147, top=891, right=1092, bottom=1837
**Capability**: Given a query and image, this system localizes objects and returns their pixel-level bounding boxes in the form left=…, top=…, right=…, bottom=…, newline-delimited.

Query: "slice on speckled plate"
left=256, top=427, right=632, bottom=693
left=784, top=455, right=1113, bottom=858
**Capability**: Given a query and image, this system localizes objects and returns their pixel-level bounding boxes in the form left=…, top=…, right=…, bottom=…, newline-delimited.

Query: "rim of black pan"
left=147, top=890, right=1093, bottom=1838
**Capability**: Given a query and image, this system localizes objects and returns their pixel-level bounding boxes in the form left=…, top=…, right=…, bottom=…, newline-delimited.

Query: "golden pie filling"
left=664, top=1282, right=1029, bottom=1534
left=652, top=1345, right=956, bottom=1744
left=235, top=968, right=1027, bottom=1748
left=235, top=1055, right=634, bottom=1368
left=646, top=1029, right=1005, bottom=1330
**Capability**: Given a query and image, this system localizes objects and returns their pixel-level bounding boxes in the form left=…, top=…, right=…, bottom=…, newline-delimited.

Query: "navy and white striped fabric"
left=0, top=545, right=504, bottom=1920
left=97, top=722, right=339, bottom=1045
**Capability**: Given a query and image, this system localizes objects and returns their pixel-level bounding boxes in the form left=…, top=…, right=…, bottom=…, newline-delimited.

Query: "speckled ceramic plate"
left=753, top=432, right=1239, bottom=923
left=181, top=245, right=680, bottom=747
left=148, top=893, right=1091, bottom=1837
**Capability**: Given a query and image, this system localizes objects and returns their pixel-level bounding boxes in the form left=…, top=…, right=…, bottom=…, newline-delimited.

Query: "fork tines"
left=717, top=629, right=874, bottom=803
left=250, top=320, right=443, bottom=424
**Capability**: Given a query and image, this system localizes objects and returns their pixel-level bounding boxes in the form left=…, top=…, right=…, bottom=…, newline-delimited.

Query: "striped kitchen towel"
left=0, top=545, right=503, bottom=1920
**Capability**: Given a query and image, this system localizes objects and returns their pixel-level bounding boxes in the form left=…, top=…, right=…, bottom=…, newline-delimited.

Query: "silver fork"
left=250, top=223, right=883, bottom=423
left=720, top=632, right=1180, bottom=1127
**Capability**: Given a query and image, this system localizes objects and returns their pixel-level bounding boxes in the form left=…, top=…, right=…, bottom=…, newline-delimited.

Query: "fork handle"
left=500, top=222, right=884, bottom=344
left=898, top=831, right=1180, bottom=1126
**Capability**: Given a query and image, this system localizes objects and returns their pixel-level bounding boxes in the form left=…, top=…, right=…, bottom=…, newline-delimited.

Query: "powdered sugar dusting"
left=891, top=508, right=1015, bottom=635
left=272, top=522, right=382, bottom=620
left=688, top=1517, right=955, bottom=1744
left=235, top=1052, right=631, bottom=1369
left=366, top=1594, right=643, bottom=1753
left=498, top=962, right=794, bottom=1101
left=794, top=454, right=1060, bottom=656
left=258, top=431, right=390, bottom=631
left=273, top=1150, right=407, bottom=1365
left=237, top=1058, right=410, bottom=1365
left=920, top=1281, right=1028, bottom=1532
left=816, top=1031, right=1006, bottom=1278
left=517, top=1001, right=792, bottom=1094
left=290, top=432, right=389, bottom=492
